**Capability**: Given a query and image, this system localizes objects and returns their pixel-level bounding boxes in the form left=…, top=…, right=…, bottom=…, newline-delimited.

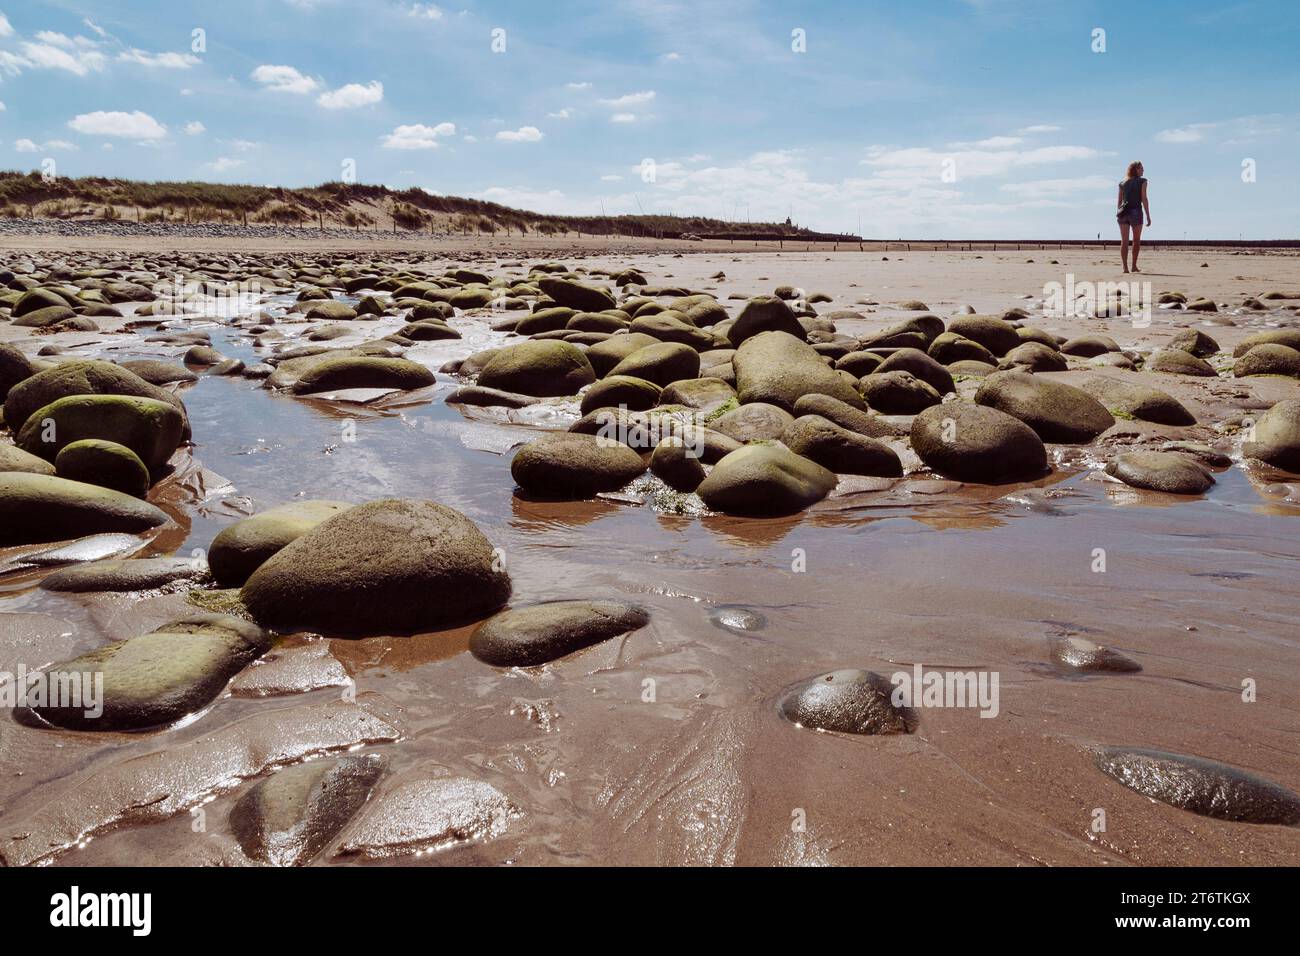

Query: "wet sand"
left=2, top=241, right=1299, bottom=866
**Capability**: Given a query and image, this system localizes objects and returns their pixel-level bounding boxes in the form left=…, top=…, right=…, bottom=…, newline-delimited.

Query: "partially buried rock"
left=335, top=777, right=517, bottom=859
left=21, top=614, right=272, bottom=731
left=241, top=499, right=512, bottom=636
left=1094, top=746, right=1300, bottom=825
left=1243, top=399, right=1300, bottom=473
left=0, top=442, right=56, bottom=476
left=510, top=432, right=646, bottom=498
left=209, top=500, right=353, bottom=587
left=40, top=556, right=208, bottom=593
left=230, top=753, right=387, bottom=866
left=445, top=385, right=539, bottom=409
left=1106, top=451, right=1214, bottom=495
left=1051, top=636, right=1141, bottom=673
left=1085, top=377, right=1196, bottom=426
left=292, top=357, right=435, bottom=394
left=791, top=393, right=901, bottom=438
left=0, top=473, right=168, bottom=546
left=1148, top=349, right=1217, bottom=377
left=470, top=599, right=649, bottom=666
left=781, top=415, right=902, bottom=476
left=910, top=403, right=1047, bottom=484
left=696, top=444, right=836, bottom=516
left=779, top=669, right=913, bottom=735
left=1233, top=343, right=1300, bottom=379
left=55, top=439, right=150, bottom=498
left=975, top=370, right=1114, bottom=443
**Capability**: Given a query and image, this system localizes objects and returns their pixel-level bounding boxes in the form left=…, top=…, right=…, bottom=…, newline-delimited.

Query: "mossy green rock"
left=911, top=403, right=1047, bottom=484
left=17, top=394, right=183, bottom=473
left=1085, top=377, right=1196, bottom=426
left=12, top=305, right=78, bottom=328
left=584, top=332, right=659, bottom=376
left=538, top=277, right=617, bottom=312
left=118, top=359, right=199, bottom=385
left=696, top=444, right=836, bottom=516
left=929, top=332, right=996, bottom=366
left=477, top=340, right=596, bottom=397
left=781, top=415, right=903, bottom=476
left=1105, top=451, right=1214, bottom=495
left=13, top=287, right=72, bottom=317
left=727, top=296, right=805, bottom=346
left=0, top=473, right=168, bottom=545
left=241, top=499, right=512, bottom=636
left=649, top=435, right=707, bottom=491
left=231, top=753, right=387, bottom=866
left=946, top=316, right=1022, bottom=357
left=22, top=613, right=272, bottom=731
left=607, top=342, right=700, bottom=387
left=292, top=357, right=436, bottom=394
left=0, top=441, right=56, bottom=476
left=210, top=499, right=354, bottom=587
left=1242, top=399, right=1300, bottom=473
left=874, top=347, right=955, bottom=395
left=734, top=331, right=865, bottom=412
left=975, top=370, right=1114, bottom=443
left=579, top=375, right=662, bottom=415
left=55, top=439, right=150, bottom=498
left=4, top=359, right=189, bottom=441
left=999, top=342, right=1068, bottom=372
left=1233, top=343, right=1300, bottom=378
left=470, top=599, right=650, bottom=667
left=510, top=432, right=646, bottom=498
left=1232, top=329, right=1300, bottom=357
left=1148, top=349, right=1217, bottom=377
left=0, top=343, right=38, bottom=401
left=860, top=370, right=941, bottom=414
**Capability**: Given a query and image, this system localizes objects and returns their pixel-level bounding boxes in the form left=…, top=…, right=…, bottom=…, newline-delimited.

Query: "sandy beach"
left=1, top=234, right=1298, bottom=866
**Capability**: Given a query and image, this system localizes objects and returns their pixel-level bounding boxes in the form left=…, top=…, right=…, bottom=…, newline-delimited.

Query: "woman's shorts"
left=1117, top=206, right=1143, bottom=226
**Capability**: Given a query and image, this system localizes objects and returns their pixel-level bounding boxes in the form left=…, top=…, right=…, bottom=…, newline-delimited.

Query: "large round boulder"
left=55, top=439, right=150, bottom=498
left=241, top=499, right=512, bottom=636
left=1085, top=378, right=1196, bottom=425
left=860, top=370, right=941, bottom=414
left=946, top=315, right=1021, bottom=356
left=210, top=499, right=354, bottom=586
left=477, top=340, right=596, bottom=397
left=292, top=357, right=436, bottom=394
left=510, top=432, right=646, bottom=498
left=727, top=296, right=805, bottom=346
left=607, top=342, right=700, bottom=387
left=1234, top=343, right=1300, bottom=379
left=21, top=614, right=272, bottom=732
left=734, top=331, right=865, bottom=411
left=470, top=599, right=649, bottom=666
left=696, top=444, right=836, bottom=515
left=1105, top=451, right=1214, bottom=495
left=579, top=375, right=662, bottom=415
left=1243, top=399, right=1300, bottom=472
left=4, top=359, right=189, bottom=440
left=974, top=370, right=1114, bottom=443
left=0, top=472, right=169, bottom=545
left=781, top=415, right=903, bottom=476
left=538, top=277, right=617, bottom=312
left=910, top=402, right=1047, bottom=483
left=16, top=394, right=184, bottom=473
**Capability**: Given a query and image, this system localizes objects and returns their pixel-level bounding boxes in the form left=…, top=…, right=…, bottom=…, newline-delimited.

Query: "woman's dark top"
left=1119, top=177, right=1146, bottom=212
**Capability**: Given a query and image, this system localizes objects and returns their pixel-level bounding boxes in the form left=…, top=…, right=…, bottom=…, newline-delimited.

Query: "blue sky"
left=1, top=0, right=1296, bottom=237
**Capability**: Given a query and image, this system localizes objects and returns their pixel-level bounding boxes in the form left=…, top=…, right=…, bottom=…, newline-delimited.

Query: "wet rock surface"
left=779, top=669, right=914, bottom=735
left=470, top=599, right=650, bottom=666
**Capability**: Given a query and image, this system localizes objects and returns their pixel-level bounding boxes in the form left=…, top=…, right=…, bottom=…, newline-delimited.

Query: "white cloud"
left=206, top=157, right=245, bottom=172
left=601, top=174, right=623, bottom=182
left=225, top=138, right=260, bottom=151
left=610, top=113, right=637, bottom=124
left=463, top=134, right=477, bottom=142
left=1155, top=124, right=1208, bottom=144
left=118, top=49, right=200, bottom=69
left=407, top=3, right=443, bottom=18
left=0, top=14, right=12, bottom=37
left=661, top=52, right=681, bottom=61
left=16, top=137, right=77, bottom=153
left=496, top=125, right=543, bottom=142
left=1001, top=175, right=1114, bottom=199
left=317, top=80, right=383, bottom=109
left=83, top=19, right=109, bottom=39
left=861, top=143, right=1104, bottom=183
left=382, top=122, right=455, bottom=149
left=184, top=121, right=206, bottom=135
left=18, top=41, right=106, bottom=75
left=1018, top=124, right=1062, bottom=134
left=250, top=64, right=319, bottom=94
left=68, top=110, right=167, bottom=140
left=598, top=90, right=655, bottom=107
left=565, top=82, right=592, bottom=90
left=950, top=135, right=1023, bottom=149
left=0, top=100, right=5, bottom=111
left=475, top=186, right=569, bottom=213
left=547, top=108, right=573, bottom=119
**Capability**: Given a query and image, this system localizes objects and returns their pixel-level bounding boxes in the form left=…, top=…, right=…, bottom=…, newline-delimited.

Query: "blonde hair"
left=1126, top=161, right=1143, bottom=179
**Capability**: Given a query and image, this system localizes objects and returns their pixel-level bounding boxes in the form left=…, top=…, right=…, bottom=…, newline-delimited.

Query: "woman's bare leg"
left=1119, top=222, right=1131, bottom=272
left=1130, top=222, right=1144, bottom=272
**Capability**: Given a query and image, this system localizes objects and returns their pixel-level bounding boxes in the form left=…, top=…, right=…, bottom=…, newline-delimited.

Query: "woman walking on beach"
left=1117, top=161, right=1150, bottom=273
